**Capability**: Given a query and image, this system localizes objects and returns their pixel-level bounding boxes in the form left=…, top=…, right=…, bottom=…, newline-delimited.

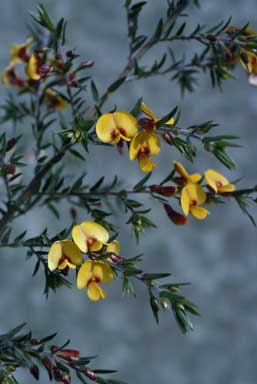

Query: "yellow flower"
left=106, top=240, right=120, bottom=255
left=72, top=220, right=109, bottom=253
left=48, top=240, right=82, bottom=271
left=181, top=183, right=209, bottom=220
left=240, top=49, right=257, bottom=75
left=173, top=160, right=202, bottom=184
left=44, top=89, right=69, bottom=110
left=106, top=240, right=124, bottom=263
left=227, top=25, right=257, bottom=37
left=77, top=260, right=114, bottom=301
left=25, top=53, right=41, bottom=80
left=2, top=63, right=16, bottom=86
left=129, top=131, right=160, bottom=172
left=10, top=37, right=32, bottom=63
left=204, top=169, right=236, bottom=193
left=96, top=111, right=138, bottom=144
left=140, top=101, right=175, bottom=128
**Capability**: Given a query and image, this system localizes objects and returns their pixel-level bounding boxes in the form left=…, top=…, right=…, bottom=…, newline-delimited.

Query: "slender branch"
left=0, top=6, right=185, bottom=234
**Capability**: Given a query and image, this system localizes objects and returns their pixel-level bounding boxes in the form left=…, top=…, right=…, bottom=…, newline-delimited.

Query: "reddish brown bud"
left=61, top=266, right=70, bottom=276
left=85, top=369, right=97, bottom=381
left=66, top=50, right=79, bottom=59
left=164, top=204, right=189, bottom=225
left=70, top=207, right=77, bottom=220
left=150, top=184, right=177, bottom=197
left=7, top=164, right=16, bottom=175
left=110, top=253, right=124, bottom=263
left=30, top=364, right=40, bottom=380
left=39, top=64, right=53, bottom=78
left=173, top=177, right=185, bottom=186
left=80, top=60, right=95, bottom=67
left=42, top=357, right=52, bottom=372
left=53, top=367, right=64, bottom=382
left=207, top=34, right=217, bottom=42
left=31, top=338, right=40, bottom=345
left=162, top=131, right=173, bottom=145
left=57, top=348, right=80, bottom=360
left=6, top=138, right=17, bottom=152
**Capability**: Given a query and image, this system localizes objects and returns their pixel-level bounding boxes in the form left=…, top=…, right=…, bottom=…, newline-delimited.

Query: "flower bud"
left=164, top=204, right=189, bottom=225
left=70, top=207, right=77, bottom=220
left=85, top=368, right=97, bottom=381
left=110, top=253, right=124, bottom=263
left=30, top=364, right=40, bottom=380
left=160, top=298, right=171, bottom=310
left=6, top=164, right=16, bottom=175
left=53, top=367, right=64, bottom=382
left=150, top=184, right=177, bottom=197
left=6, top=138, right=17, bottom=152
left=57, top=348, right=80, bottom=360
left=207, top=34, right=217, bottom=42
left=80, top=60, right=95, bottom=68
left=162, top=131, right=173, bottom=145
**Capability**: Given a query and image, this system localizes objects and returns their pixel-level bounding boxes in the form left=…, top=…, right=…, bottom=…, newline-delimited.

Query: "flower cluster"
left=47, top=220, right=122, bottom=301
left=161, top=161, right=236, bottom=222
left=226, top=25, right=257, bottom=86
left=1, top=38, right=69, bottom=109
left=96, top=101, right=174, bottom=172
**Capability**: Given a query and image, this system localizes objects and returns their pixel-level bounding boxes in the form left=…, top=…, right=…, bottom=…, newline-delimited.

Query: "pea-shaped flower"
left=10, top=37, right=32, bottom=63
left=44, top=90, right=69, bottom=110
left=48, top=240, right=82, bottom=271
left=173, top=160, right=202, bottom=185
left=129, top=131, right=161, bottom=172
left=204, top=169, right=236, bottom=193
left=1, top=63, right=24, bottom=88
left=77, top=260, right=114, bottom=301
left=72, top=221, right=109, bottom=253
left=140, top=101, right=175, bottom=128
left=96, top=110, right=138, bottom=144
left=181, top=183, right=209, bottom=220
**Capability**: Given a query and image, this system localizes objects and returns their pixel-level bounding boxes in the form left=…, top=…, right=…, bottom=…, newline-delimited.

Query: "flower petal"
left=25, top=54, right=40, bottom=80
left=87, top=282, right=106, bottom=301
left=96, top=113, right=119, bottom=143
left=61, top=240, right=82, bottom=266
left=77, top=261, right=93, bottom=289
left=188, top=173, right=202, bottom=183
left=204, top=169, right=231, bottom=193
left=191, top=206, right=209, bottom=220
left=218, top=183, right=236, bottom=193
left=139, top=155, right=156, bottom=173
left=141, top=102, right=157, bottom=122
left=92, top=261, right=114, bottom=284
left=147, top=133, right=161, bottom=156
left=194, top=184, right=207, bottom=205
left=72, top=224, right=88, bottom=253
left=113, top=111, right=138, bottom=138
left=173, top=161, right=189, bottom=180
left=80, top=221, right=109, bottom=245
left=48, top=241, right=63, bottom=271
left=106, top=240, right=120, bottom=255
left=129, top=133, right=142, bottom=160
left=181, top=187, right=190, bottom=216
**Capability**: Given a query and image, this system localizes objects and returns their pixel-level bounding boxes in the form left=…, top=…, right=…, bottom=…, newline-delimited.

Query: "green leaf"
left=108, top=77, right=126, bottom=93
left=90, top=80, right=99, bottom=102
left=133, top=172, right=152, bottom=191
left=156, top=106, right=178, bottom=128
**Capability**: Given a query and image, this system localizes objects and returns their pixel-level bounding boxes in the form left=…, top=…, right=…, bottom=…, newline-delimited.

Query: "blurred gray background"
left=0, top=1, right=257, bottom=383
